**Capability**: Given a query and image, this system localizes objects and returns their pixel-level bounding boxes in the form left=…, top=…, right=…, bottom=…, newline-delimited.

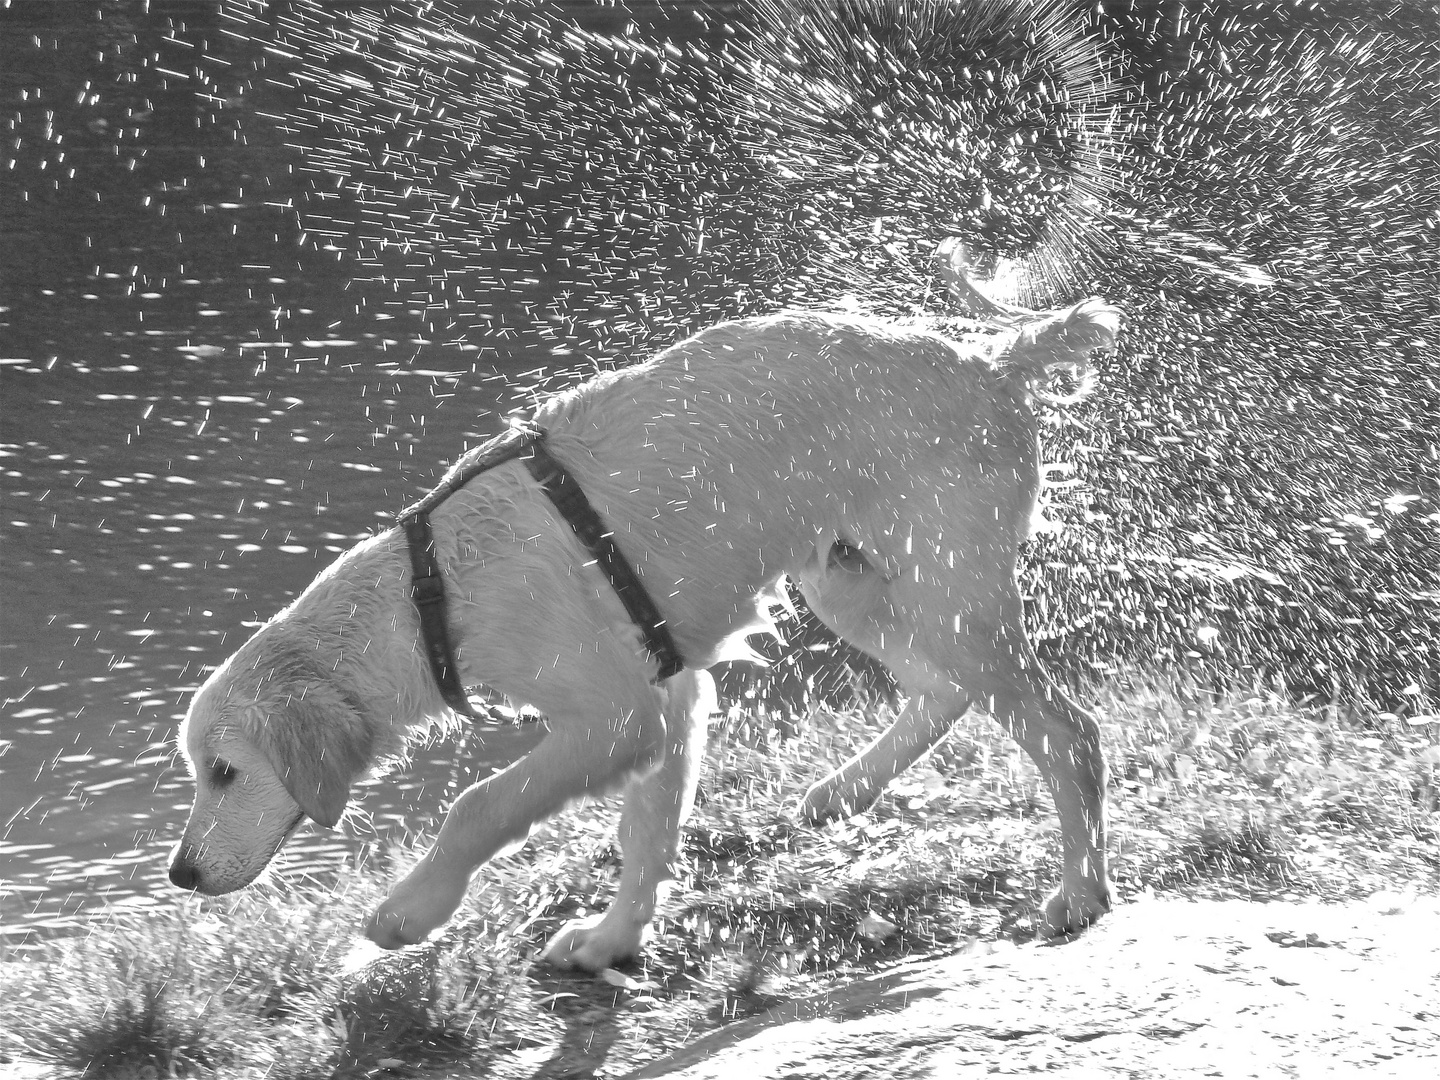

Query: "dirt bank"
left=622, top=895, right=1439, bottom=1080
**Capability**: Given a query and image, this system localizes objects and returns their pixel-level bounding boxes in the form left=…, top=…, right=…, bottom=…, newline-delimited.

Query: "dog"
left=170, top=293, right=1119, bottom=971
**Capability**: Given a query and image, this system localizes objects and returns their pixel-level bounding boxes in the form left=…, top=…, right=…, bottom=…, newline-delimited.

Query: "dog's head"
left=168, top=634, right=377, bottom=895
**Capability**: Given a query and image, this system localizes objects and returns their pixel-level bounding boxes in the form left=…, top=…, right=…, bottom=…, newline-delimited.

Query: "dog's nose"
left=169, top=854, right=202, bottom=891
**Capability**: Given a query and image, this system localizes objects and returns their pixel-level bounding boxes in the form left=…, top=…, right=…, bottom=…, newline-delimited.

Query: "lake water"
left=0, top=2, right=583, bottom=942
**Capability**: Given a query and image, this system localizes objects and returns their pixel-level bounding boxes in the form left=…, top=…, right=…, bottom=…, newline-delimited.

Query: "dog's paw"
left=365, top=906, right=433, bottom=950
left=1036, top=881, right=1114, bottom=941
left=797, top=775, right=875, bottom=826
left=364, top=869, right=468, bottom=950
left=541, top=912, right=645, bottom=972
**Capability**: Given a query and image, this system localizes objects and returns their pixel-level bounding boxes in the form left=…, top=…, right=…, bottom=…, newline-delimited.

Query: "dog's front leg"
left=366, top=686, right=666, bottom=950
left=542, top=669, right=715, bottom=971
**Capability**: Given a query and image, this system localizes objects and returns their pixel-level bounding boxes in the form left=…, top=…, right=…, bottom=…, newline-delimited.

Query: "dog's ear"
left=254, top=690, right=375, bottom=828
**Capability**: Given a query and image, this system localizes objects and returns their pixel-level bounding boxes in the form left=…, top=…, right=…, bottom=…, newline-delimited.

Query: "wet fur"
left=171, top=301, right=1119, bottom=968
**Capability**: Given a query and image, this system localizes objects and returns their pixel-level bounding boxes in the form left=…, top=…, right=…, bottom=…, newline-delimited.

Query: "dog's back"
left=532, top=305, right=1115, bottom=665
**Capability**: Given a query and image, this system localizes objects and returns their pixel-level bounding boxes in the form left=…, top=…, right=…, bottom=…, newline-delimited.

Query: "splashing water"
left=729, top=0, right=1124, bottom=307
left=243, top=0, right=1435, bottom=711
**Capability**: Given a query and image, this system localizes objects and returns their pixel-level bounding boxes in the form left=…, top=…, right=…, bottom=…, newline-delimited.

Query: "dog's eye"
left=210, top=761, right=238, bottom=789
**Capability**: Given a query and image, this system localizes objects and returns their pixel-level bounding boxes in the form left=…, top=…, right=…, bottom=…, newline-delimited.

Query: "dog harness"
left=397, top=425, right=686, bottom=721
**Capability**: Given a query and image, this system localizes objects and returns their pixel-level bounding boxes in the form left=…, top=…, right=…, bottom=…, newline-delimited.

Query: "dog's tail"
left=1002, top=298, right=1121, bottom=406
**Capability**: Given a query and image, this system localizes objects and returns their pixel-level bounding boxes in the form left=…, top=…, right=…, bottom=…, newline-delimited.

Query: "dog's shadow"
left=497, top=875, right=1082, bottom=1078
left=525, top=970, right=628, bottom=1078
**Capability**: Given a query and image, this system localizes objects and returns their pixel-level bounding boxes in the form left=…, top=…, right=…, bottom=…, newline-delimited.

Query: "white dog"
left=170, top=296, right=1119, bottom=971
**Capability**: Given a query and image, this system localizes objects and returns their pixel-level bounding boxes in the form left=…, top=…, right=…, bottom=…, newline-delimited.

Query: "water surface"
left=0, top=3, right=549, bottom=942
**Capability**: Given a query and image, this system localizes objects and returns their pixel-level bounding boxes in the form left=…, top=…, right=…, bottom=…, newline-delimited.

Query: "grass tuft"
left=70, top=974, right=214, bottom=1079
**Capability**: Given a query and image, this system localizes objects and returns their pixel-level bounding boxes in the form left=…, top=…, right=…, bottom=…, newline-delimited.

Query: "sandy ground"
left=621, top=895, right=1440, bottom=1080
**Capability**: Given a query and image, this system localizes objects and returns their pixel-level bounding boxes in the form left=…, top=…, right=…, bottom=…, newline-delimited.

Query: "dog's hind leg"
left=542, top=668, right=716, bottom=970
left=796, top=542, right=971, bottom=824
left=953, top=618, right=1112, bottom=938
left=796, top=541, right=1111, bottom=939
left=798, top=686, right=969, bottom=825
left=365, top=676, right=668, bottom=951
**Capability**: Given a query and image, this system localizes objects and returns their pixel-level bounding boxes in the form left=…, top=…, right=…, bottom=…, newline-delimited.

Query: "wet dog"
left=170, top=297, right=1119, bottom=970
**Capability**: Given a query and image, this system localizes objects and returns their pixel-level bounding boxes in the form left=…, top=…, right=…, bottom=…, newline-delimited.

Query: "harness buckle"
left=410, top=571, right=446, bottom=608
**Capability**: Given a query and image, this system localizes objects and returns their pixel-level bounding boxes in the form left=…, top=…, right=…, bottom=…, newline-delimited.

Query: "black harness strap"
left=397, top=427, right=685, bottom=718
left=401, top=510, right=477, bottom=718
left=398, top=427, right=533, bottom=721
left=521, top=439, right=685, bottom=682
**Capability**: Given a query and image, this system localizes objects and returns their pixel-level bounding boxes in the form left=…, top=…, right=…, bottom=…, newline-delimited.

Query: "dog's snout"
left=168, top=849, right=203, bottom=891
